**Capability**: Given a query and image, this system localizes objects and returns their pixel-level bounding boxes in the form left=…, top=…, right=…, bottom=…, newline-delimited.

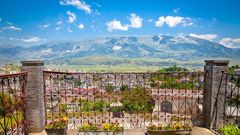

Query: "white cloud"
left=106, top=19, right=128, bottom=31
left=106, top=13, right=143, bottom=31
left=155, top=16, right=194, bottom=28
left=55, top=27, right=61, bottom=31
left=60, top=0, right=91, bottom=14
left=182, top=17, right=194, bottom=27
left=112, top=46, right=122, bottom=50
left=212, top=18, right=217, bottom=21
left=219, top=37, right=240, bottom=48
left=38, top=23, right=50, bottom=29
left=55, top=20, right=63, bottom=31
left=93, top=9, right=101, bottom=16
left=173, top=8, right=180, bottom=13
left=3, top=25, right=22, bottom=31
left=67, top=27, right=73, bottom=32
left=183, top=22, right=193, bottom=27
left=42, top=49, right=53, bottom=54
left=189, top=33, right=217, bottom=41
left=43, top=24, right=50, bottom=28
left=21, top=36, right=42, bottom=43
left=148, top=19, right=153, bottom=23
left=66, top=11, right=77, bottom=23
left=165, top=16, right=183, bottom=27
left=78, top=23, right=84, bottom=29
left=129, top=13, right=143, bottom=28
left=9, top=37, right=15, bottom=40
left=0, top=17, right=2, bottom=22
left=155, top=17, right=165, bottom=27
left=92, top=2, right=101, bottom=8
left=57, top=20, right=63, bottom=25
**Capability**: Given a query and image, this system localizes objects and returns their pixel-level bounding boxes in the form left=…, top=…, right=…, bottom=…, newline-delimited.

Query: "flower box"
left=45, top=126, right=67, bottom=135
left=78, top=131, right=123, bottom=135
left=78, top=123, right=123, bottom=135
left=45, top=116, right=68, bottom=135
left=147, top=130, right=191, bottom=135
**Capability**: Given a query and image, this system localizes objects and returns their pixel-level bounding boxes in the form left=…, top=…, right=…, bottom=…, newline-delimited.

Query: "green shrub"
left=78, top=100, right=110, bottom=112
left=121, top=86, right=155, bottom=113
left=220, top=124, right=240, bottom=135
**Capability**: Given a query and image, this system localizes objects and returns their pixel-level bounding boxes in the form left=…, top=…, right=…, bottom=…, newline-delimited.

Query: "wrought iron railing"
left=43, top=71, right=204, bottom=129
left=222, top=73, right=240, bottom=125
left=0, top=72, right=28, bottom=135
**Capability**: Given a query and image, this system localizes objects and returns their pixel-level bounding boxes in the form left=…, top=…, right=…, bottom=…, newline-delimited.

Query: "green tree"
left=121, top=86, right=155, bottom=113
left=157, top=65, right=189, bottom=72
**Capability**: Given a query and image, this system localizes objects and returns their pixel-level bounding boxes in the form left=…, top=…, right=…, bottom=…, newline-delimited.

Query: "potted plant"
left=147, top=122, right=192, bottom=135
left=78, top=122, right=123, bottom=135
left=45, top=116, right=68, bottom=135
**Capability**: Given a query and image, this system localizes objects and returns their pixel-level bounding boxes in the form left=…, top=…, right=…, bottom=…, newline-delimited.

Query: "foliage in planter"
left=171, top=115, right=182, bottom=122
left=0, top=111, right=24, bottom=133
left=147, top=121, right=192, bottom=131
left=220, top=123, right=240, bottom=135
left=121, top=86, right=155, bottom=113
left=59, top=104, right=68, bottom=112
left=0, top=92, right=25, bottom=118
left=46, top=116, right=68, bottom=129
left=103, top=123, right=123, bottom=132
left=78, top=123, right=123, bottom=132
left=0, top=92, right=27, bottom=132
left=78, top=123, right=98, bottom=131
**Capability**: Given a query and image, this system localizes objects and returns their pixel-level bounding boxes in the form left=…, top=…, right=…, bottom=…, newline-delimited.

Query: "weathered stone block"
left=21, top=61, right=46, bottom=133
left=203, top=60, right=229, bottom=129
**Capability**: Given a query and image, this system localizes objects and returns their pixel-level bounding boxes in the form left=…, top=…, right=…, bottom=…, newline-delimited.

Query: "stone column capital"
left=21, top=61, right=44, bottom=66
left=204, top=60, right=229, bottom=66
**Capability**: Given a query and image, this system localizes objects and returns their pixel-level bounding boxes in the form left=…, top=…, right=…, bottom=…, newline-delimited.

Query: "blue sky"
left=0, top=0, right=240, bottom=48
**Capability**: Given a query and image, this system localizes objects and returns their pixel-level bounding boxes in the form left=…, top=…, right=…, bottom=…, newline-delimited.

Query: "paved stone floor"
left=67, top=129, right=78, bottom=135
left=67, top=127, right=216, bottom=135
left=124, top=128, right=147, bottom=135
left=191, top=127, right=216, bottom=135
left=67, top=128, right=147, bottom=135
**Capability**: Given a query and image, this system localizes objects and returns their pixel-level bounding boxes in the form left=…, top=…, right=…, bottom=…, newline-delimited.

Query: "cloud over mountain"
left=189, top=33, right=217, bottom=41
left=219, top=37, right=240, bottom=48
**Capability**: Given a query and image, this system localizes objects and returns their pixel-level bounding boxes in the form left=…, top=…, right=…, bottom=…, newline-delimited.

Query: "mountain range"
left=0, top=35, right=239, bottom=68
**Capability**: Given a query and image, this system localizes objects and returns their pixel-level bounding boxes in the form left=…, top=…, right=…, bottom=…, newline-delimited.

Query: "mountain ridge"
left=0, top=35, right=239, bottom=67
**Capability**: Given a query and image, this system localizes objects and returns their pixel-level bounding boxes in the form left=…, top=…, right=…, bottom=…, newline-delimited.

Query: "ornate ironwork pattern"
left=0, top=72, right=28, bottom=135
left=43, top=71, right=204, bottom=129
left=222, top=73, right=240, bottom=125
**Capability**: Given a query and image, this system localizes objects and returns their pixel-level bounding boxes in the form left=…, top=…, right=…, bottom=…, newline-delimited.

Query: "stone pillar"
left=203, top=60, right=229, bottom=129
left=21, top=61, right=46, bottom=133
